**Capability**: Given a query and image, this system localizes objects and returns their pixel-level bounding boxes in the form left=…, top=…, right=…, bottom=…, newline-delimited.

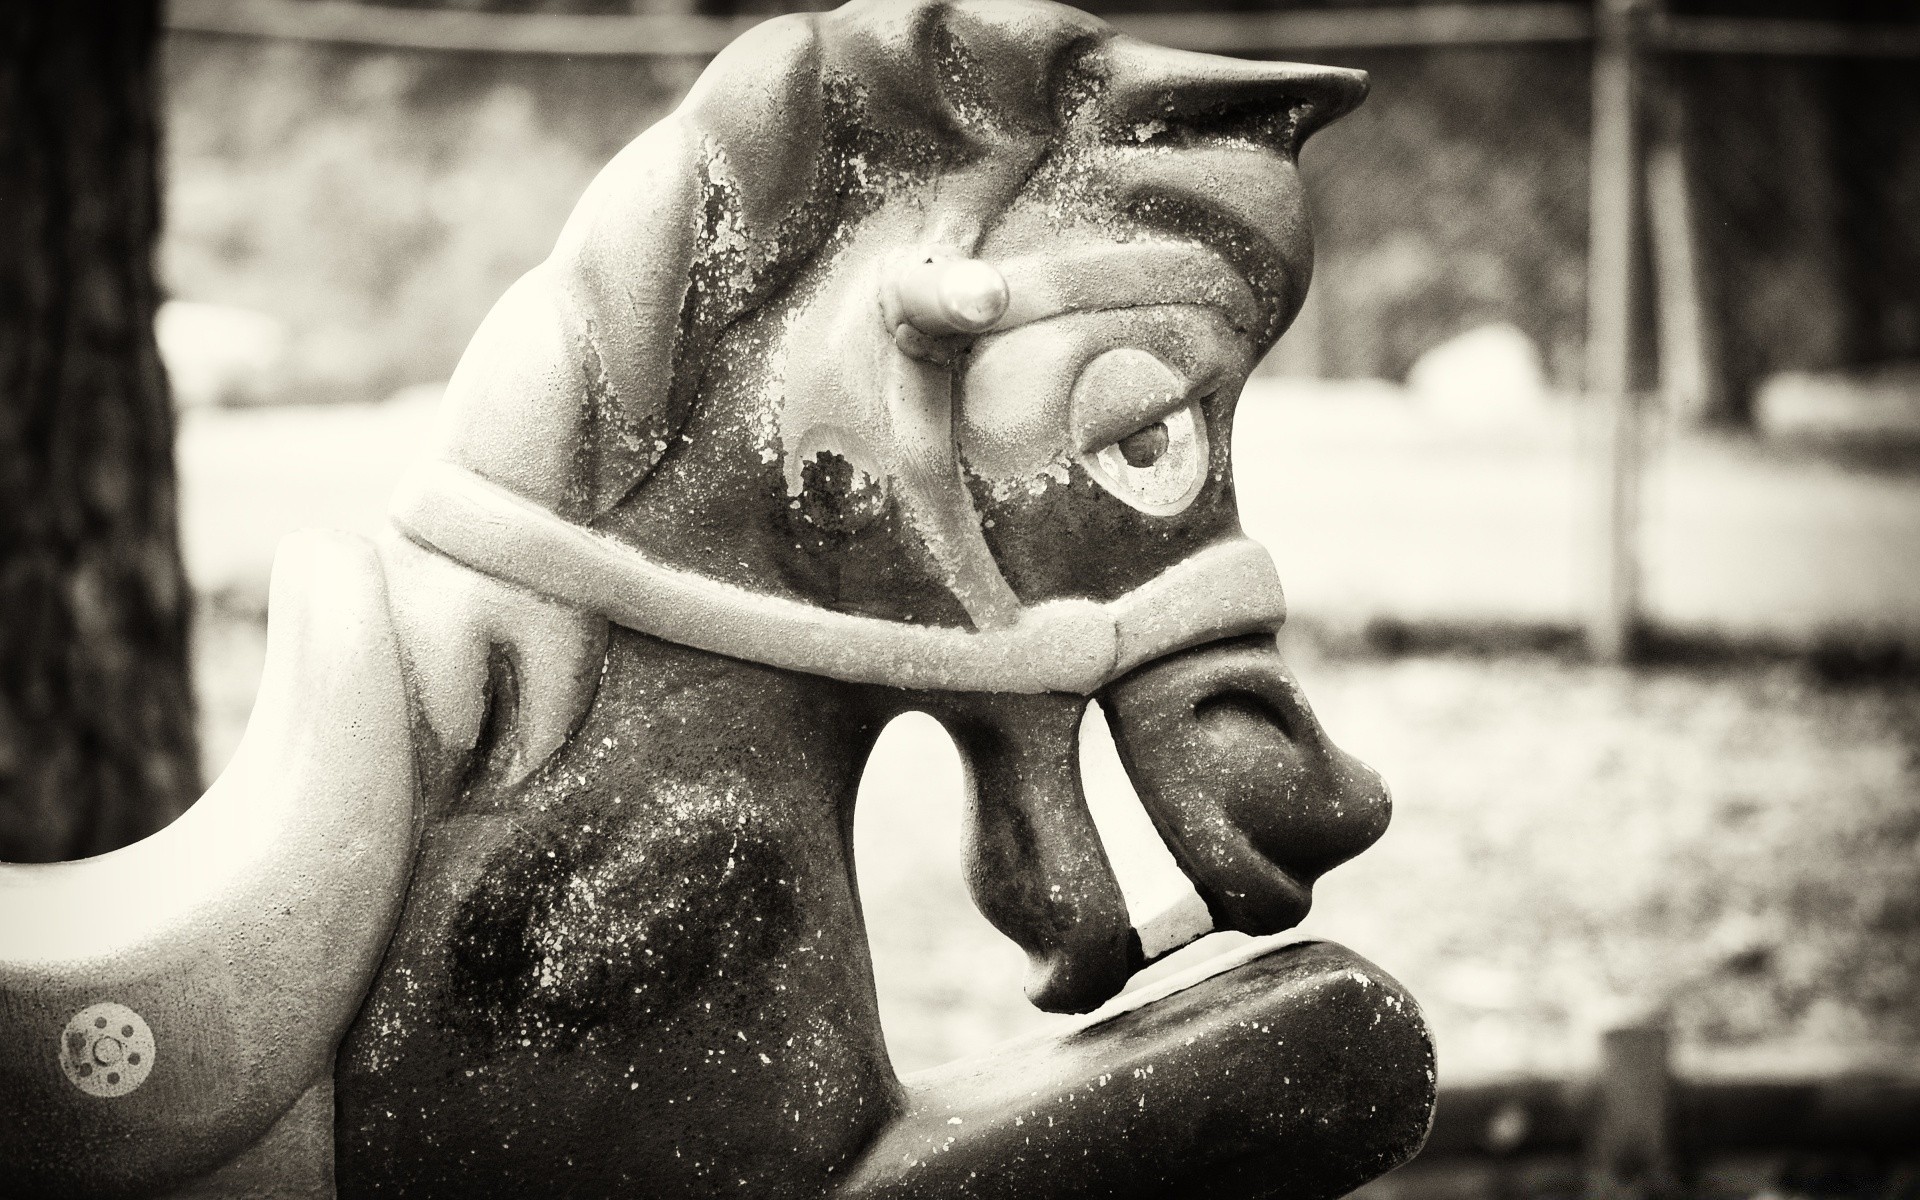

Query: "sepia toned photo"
left=2, top=1, right=1916, bottom=1196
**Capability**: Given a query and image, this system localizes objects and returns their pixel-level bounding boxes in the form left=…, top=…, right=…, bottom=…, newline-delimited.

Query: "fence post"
left=1645, top=77, right=1727, bottom=426
left=1586, top=1023, right=1682, bottom=1200
left=1585, top=0, right=1649, bottom=662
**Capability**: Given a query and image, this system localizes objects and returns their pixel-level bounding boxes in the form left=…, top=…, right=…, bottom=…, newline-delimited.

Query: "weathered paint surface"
left=0, top=2, right=1436, bottom=1195
left=337, top=634, right=901, bottom=1195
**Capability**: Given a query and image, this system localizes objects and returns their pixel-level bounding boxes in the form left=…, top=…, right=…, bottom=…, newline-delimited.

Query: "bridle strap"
left=992, top=243, right=1259, bottom=333
left=392, top=462, right=1286, bottom=695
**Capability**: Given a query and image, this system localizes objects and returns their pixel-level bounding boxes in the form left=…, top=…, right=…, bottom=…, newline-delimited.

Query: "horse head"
left=0, top=3, right=1433, bottom=1195
left=396, top=0, right=1386, bottom=1013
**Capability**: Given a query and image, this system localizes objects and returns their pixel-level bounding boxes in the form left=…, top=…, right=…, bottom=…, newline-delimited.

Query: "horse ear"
left=1098, top=39, right=1368, bottom=155
left=432, top=15, right=826, bottom=522
left=1037, top=41, right=1366, bottom=348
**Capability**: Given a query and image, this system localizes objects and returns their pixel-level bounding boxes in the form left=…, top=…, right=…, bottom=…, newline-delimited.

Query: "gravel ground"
left=1285, top=640, right=1920, bottom=1082
left=850, top=637, right=1920, bottom=1078
left=193, top=614, right=1920, bottom=1080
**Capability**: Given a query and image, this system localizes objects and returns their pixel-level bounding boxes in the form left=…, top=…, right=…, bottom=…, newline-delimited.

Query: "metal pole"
left=1586, top=1023, right=1682, bottom=1200
left=1646, top=130, right=1724, bottom=425
left=1585, top=0, right=1648, bottom=662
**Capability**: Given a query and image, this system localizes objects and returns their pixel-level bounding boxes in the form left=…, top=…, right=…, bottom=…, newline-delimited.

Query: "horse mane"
left=435, top=0, right=1361, bottom=526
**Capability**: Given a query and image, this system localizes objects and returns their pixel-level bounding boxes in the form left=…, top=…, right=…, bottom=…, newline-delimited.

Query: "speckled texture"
left=1104, top=635, right=1394, bottom=936
left=336, top=633, right=903, bottom=1196
left=338, top=1, right=1424, bottom=1193
left=334, top=627, right=1429, bottom=1196
left=428, top=0, right=1365, bottom=633
left=1, top=2, right=1436, bottom=1195
left=842, top=941, right=1436, bottom=1200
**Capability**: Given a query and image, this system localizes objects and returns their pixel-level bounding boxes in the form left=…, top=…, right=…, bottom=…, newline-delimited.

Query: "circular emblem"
left=59, top=1003, right=155, bottom=1098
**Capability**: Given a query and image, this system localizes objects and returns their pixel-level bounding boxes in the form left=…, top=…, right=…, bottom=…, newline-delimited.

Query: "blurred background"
left=4, top=0, right=1918, bottom=1194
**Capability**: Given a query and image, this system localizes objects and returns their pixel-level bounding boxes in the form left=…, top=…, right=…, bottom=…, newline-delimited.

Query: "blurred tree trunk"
left=0, top=2, right=198, bottom=862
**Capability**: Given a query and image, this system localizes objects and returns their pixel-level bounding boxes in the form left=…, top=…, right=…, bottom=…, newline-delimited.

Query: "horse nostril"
left=1193, top=688, right=1303, bottom=746
left=1106, top=637, right=1389, bottom=938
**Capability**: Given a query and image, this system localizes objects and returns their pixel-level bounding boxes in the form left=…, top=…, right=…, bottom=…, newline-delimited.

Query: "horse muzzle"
left=1102, top=633, right=1392, bottom=938
left=936, top=631, right=1390, bottom=1015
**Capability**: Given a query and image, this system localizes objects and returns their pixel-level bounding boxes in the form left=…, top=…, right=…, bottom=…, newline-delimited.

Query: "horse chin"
left=1099, top=633, right=1393, bottom=944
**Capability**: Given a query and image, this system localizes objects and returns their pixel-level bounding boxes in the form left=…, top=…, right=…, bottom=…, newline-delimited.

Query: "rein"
left=392, top=461, right=1285, bottom=695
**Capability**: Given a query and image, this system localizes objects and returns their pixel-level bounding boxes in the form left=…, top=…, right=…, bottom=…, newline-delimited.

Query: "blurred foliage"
left=1298, top=44, right=1593, bottom=385
left=162, top=35, right=697, bottom=402
left=161, top=6, right=1920, bottom=405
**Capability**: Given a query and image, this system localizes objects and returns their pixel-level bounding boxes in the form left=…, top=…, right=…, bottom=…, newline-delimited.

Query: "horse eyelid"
left=1080, top=390, right=1211, bottom=458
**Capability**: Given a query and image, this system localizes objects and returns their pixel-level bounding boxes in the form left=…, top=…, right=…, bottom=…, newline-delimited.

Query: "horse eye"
left=1117, top=421, right=1169, bottom=468
left=1086, top=402, right=1209, bottom=516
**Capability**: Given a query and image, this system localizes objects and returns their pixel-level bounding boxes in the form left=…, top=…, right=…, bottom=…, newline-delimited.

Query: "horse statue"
left=0, top=2, right=1435, bottom=1195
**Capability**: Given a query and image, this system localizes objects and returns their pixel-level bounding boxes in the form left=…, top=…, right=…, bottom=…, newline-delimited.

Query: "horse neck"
left=425, top=626, right=890, bottom=856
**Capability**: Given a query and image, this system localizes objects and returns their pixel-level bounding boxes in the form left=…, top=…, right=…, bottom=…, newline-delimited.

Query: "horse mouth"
left=940, top=632, right=1392, bottom=1015
left=1100, top=633, right=1390, bottom=950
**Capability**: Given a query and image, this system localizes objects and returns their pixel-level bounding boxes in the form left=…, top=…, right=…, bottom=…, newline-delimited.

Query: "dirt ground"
left=192, top=610, right=1920, bottom=1081
left=854, top=635, right=1920, bottom=1078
